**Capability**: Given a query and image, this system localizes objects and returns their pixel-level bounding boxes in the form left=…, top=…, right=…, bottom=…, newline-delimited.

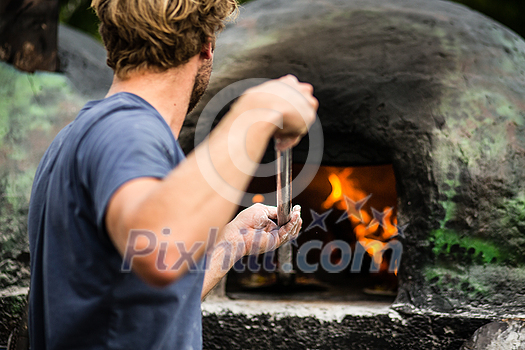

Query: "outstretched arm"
left=105, top=76, right=317, bottom=287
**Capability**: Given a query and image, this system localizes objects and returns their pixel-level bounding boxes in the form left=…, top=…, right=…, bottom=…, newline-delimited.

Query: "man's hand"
left=230, top=75, right=318, bottom=151
left=222, top=203, right=302, bottom=257
left=201, top=204, right=301, bottom=299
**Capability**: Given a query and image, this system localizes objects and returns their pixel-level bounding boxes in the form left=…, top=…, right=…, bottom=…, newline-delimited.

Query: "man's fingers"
left=283, top=205, right=301, bottom=228
left=290, top=217, right=302, bottom=239
left=275, top=136, right=301, bottom=151
left=266, top=219, right=278, bottom=233
left=287, top=216, right=302, bottom=241
left=278, top=218, right=301, bottom=245
left=277, top=205, right=301, bottom=241
left=279, top=74, right=299, bottom=84
left=308, top=94, right=319, bottom=110
left=299, top=82, right=314, bottom=95
left=279, top=76, right=316, bottom=105
left=279, top=76, right=317, bottom=105
left=262, top=205, right=277, bottom=220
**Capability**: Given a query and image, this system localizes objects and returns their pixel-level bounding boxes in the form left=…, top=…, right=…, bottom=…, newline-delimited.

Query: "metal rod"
left=276, top=147, right=292, bottom=226
left=276, top=145, right=293, bottom=285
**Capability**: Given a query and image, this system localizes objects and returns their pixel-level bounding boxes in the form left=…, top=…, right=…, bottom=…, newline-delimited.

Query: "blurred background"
left=60, top=0, right=525, bottom=41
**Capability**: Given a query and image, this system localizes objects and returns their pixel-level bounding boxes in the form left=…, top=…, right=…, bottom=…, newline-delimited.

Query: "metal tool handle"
left=276, top=147, right=292, bottom=226
left=276, top=144, right=294, bottom=285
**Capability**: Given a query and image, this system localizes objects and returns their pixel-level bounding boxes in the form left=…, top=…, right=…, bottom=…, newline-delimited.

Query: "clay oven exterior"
left=178, top=0, right=525, bottom=347
left=1, top=0, right=525, bottom=348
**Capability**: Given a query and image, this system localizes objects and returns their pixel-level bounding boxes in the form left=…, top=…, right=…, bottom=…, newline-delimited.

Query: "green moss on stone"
left=0, top=62, right=87, bottom=262
left=429, top=228, right=504, bottom=264
left=424, top=266, right=490, bottom=296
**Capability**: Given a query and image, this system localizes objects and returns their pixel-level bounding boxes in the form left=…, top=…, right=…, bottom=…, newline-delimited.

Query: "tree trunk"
left=0, top=0, right=59, bottom=73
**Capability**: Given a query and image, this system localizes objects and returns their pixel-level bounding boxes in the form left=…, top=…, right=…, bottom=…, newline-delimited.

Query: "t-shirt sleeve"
left=77, top=111, right=177, bottom=232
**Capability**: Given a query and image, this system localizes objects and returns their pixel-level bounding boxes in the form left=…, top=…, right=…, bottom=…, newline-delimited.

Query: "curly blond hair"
left=91, top=0, right=238, bottom=79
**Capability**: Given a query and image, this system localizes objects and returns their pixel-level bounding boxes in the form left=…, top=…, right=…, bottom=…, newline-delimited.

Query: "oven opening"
left=226, top=164, right=400, bottom=302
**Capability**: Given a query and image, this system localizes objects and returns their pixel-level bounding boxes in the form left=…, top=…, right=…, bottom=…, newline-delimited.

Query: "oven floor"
left=226, top=281, right=397, bottom=302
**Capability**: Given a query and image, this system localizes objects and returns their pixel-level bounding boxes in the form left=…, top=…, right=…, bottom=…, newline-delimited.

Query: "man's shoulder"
left=75, top=92, right=174, bottom=147
left=80, top=92, right=166, bottom=128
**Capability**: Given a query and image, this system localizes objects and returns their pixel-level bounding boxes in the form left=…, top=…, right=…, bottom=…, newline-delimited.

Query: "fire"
left=322, top=174, right=343, bottom=209
left=321, top=168, right=399, bottom=274
left=321, top=168, right=354, bottom=210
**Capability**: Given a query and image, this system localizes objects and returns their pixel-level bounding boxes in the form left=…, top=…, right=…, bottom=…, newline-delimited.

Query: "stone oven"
left=178, top=0, right=525, bottom=348
left=1, top=0, right=525, bottom=348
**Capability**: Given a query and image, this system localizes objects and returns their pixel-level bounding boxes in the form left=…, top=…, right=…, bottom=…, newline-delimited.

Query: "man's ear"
left=200, top=41, right=213, bottom=60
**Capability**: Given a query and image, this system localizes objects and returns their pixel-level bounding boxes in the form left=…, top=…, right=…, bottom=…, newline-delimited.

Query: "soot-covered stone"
left=181, top=0, right=525, bottom=315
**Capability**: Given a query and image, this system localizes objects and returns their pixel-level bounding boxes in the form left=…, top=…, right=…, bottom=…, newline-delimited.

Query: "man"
left=27, top=0, right=318, bottom=349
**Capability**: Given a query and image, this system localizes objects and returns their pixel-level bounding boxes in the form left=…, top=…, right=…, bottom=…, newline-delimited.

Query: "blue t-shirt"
left=28, top=92, right=204, bottom=350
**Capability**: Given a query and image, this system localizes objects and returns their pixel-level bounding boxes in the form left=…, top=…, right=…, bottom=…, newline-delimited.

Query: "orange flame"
left=322, top=174, right=343, bottom=209
left=322, top=169, right=399, bottom=274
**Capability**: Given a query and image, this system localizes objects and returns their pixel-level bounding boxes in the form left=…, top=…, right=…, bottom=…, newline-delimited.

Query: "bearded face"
left=187, top=58, right=212, bottom=114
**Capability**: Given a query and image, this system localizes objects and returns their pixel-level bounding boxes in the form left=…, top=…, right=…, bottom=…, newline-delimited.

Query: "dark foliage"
left=58, top=0, right=525, bottom=40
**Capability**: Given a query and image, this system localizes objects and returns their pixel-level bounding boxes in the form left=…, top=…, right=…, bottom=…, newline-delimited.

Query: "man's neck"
left=105, top=57, right=200, bottom=138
